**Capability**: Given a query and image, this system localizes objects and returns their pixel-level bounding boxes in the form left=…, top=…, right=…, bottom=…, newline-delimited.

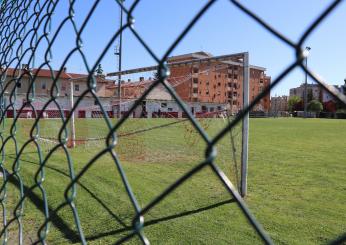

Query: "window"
left=218, top=74, right=221, bottom=78
left=210, top=107, right=214, bottom=112
left=217, top=82, right=221, bottom=86
left=94, top=100, right=98, bottom=105
left=260, top=80, right=264, bottom=84
left=233, top=100, right=237, bottom=105
left=217, top=106, right=222, bottom=111
left=161, top=102, right=167, bottom=108
left=74, top=84, right=79, bottom=91
left=168, top=108, right=173, bottom=112
left=233, top=92, right=237, bottom=96
left=206, top=81, right=209, bottom=86
left=228, top=74, right=232, bottom=78
left=17, top=82, right=21, bottom=88
left=193, top=78, right=198, bottom=83
left=193, top=88, right=198, bottom=93
left=193, top=67, right=199, bottom=73
left=201, top=105, right=207, bottom=112
left=234, top=74, right=238, bottom=79
left=41, top=81, right=46, bottom=90
left=206, top=90, right=209, bottom=95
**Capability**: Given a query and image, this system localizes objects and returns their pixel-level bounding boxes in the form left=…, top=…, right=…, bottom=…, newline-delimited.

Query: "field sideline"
left=0, top=118, right=345, bottom=244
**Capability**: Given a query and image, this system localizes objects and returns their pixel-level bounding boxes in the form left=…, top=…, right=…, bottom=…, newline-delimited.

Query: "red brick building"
left=167, top=52, right=271, bottom=112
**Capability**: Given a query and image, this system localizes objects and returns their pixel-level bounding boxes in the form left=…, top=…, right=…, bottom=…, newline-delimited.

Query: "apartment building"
left=270, top=95, right=289, bottom=112
left=168, top=52, right=271, bottom=113
left=289, top=83, right=321, bottom=101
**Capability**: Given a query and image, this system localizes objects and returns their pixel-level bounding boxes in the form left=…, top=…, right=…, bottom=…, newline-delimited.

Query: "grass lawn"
left=0, top=118, right=345, bottom=244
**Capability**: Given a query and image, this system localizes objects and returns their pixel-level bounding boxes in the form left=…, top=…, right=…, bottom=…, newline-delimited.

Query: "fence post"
left=241, top=52, right=249, bottom=197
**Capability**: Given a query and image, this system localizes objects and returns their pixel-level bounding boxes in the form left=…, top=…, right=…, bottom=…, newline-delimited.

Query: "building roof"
left=3, top=68, right=115, bottom=84
left=71, top=74, right=115, bottom=84
left=4, top=67, right=85, bottom=79
left=168, top=51, right=213, bottom=62
left=108, top=79, right=153, bottom=89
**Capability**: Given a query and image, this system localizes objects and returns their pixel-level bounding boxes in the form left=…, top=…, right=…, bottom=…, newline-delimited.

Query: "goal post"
left=69, top=80, right=76, bottom=148
left=241, top=52, right=249, bottom=197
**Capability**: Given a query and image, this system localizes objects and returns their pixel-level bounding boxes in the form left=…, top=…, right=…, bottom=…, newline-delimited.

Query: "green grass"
left=0, top=118, right=345, bottom=244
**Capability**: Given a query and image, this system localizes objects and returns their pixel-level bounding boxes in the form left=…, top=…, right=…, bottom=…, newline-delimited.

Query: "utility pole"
left=115, top=0, right=124, bottom=119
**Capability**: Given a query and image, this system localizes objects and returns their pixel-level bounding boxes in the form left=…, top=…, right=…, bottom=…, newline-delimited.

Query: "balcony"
left=192, top=93, right=198, bottom=97
left=192, top=83, right=198, bottom=88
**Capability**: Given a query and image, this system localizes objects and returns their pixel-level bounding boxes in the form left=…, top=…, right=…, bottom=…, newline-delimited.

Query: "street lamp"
left=303, top=46, right=311, bottom=118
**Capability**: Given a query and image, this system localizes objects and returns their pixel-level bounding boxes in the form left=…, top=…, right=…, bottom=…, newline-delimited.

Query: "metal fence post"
left=241, top=52, right=249, bottom=197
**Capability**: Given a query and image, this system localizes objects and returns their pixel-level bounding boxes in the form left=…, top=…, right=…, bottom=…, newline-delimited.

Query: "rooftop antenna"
left=115, top=0, right=124, bottom=118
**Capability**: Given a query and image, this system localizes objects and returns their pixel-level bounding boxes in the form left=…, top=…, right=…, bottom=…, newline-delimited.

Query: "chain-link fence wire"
left=0, top=0, right=346, bottom=244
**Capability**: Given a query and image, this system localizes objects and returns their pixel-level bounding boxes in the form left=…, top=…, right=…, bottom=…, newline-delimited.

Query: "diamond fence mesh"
left=0, top=0, right=345, bottom=244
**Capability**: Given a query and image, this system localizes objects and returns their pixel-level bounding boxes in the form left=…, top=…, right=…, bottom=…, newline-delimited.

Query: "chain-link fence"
left=0, top=0, right=345, bottom=244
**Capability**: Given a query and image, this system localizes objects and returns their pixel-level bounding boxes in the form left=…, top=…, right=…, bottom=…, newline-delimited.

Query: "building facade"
left=2, top=67, right=117, bottom=118
left=289, top=83, right=321, bottom=102
left=270, top=95, right=288, bottom=113
left=289, top=83, right=345, bottom=112
left=167, top=52, right=271, bottom=113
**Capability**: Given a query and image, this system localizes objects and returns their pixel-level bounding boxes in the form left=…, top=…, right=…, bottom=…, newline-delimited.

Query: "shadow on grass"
left=5, top=171, right=81, bottom=243
left=84, top=198, right=235, bottom=242
left=4, top=153, right=236, bottom=243
left=328, top=233, right=346, bottom=245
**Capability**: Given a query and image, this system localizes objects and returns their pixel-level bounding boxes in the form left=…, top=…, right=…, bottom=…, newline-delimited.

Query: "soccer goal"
left=105, top=52, right=250, bottom=196
left=26, top=52, right=250, bottom=195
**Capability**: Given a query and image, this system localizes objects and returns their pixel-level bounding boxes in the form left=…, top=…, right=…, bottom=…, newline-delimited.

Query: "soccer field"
left=1, top=118, right=346, bottom=244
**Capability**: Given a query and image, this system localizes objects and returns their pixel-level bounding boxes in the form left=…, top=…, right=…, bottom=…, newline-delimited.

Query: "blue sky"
left=40, top=0, right=346, bottom=96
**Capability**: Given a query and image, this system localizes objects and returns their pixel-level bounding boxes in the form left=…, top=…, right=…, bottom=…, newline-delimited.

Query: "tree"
left=307, top=88, right=313, bottom=102
left=307, top=100, right=323, bottom=114
left=153, top=71, right=160, bottom=81
left=288, top=96, right=301, bottom=112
